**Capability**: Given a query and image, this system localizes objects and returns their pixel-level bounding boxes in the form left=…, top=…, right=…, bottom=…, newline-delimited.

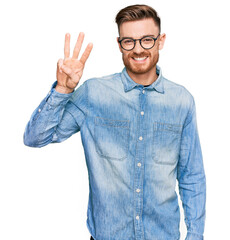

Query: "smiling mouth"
left=132, top=56, right=148, bottom=62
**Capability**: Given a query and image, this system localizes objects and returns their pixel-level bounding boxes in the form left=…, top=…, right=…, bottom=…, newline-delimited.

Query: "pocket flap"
left=154, top=122, right=182, bottom=133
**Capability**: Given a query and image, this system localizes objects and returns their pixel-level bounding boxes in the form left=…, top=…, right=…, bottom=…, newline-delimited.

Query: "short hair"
left=115, top=4, right=161, bottom=34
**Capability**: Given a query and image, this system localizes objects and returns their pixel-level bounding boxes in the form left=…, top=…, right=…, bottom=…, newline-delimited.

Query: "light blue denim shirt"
left=24, top=65, right=206, bottom=240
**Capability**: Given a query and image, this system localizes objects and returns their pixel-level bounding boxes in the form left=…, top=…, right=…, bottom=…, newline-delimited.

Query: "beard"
left=122, top=51, right=159, bottom=75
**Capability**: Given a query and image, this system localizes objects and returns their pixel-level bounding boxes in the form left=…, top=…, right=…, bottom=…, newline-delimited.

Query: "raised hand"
left=56, top=32, right=93, bottom=94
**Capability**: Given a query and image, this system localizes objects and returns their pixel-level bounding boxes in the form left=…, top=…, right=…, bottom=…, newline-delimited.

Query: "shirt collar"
left=121, top=65, right=164, bottom=94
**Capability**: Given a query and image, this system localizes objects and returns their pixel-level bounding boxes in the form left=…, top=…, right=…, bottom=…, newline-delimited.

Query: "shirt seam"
left=187, top=231, right=204, bottom=237
left=82, top=81, right=89, bottom=128
left=183, top=96, right=195, bottom=128
left=64, top=108, right=81, bottom=129
left=67, top=81, right=88, bottom=130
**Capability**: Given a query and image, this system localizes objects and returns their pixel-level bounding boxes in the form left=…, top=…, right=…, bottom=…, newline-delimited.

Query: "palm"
left=56, top=32, right=93, bottom=93
left=57, top=58, right=84, bottom=89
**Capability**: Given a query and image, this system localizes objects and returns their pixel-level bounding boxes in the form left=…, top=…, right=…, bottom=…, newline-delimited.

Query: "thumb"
left=57, top=59, right=64, bottom=73
left=60, top=64, right=72, bottom=76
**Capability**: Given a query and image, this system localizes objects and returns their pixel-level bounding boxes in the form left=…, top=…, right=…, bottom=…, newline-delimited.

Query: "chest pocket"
left=152, top=122, right=183, bottom=165
left=94, top=117, right=130, bottom=160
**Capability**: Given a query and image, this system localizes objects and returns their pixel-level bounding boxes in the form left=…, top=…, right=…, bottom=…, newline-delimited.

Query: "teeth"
left=133, top=57, right=147, bottom=61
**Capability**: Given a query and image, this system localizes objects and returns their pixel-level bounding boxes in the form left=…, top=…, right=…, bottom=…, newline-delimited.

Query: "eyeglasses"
left=118, top=34, right=160, bottom=51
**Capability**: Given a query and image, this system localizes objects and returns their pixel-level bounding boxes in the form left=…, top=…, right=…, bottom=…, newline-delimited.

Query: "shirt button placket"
left=134, top=87, right=146, bottom=240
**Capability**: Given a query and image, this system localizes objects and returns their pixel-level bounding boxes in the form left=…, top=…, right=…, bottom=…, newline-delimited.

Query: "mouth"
left=131, top=56, right=148, bottom=63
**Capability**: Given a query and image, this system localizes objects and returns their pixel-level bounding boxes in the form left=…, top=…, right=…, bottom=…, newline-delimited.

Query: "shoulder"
left=85, top=72, right=121, bottom=86
left=164, top=76, right=194, bottom=97
left=163, top=77, right=195, bottom=109
left=164, top=77, right=192, bottom=95
left=70, top=72, right=122, bottom=103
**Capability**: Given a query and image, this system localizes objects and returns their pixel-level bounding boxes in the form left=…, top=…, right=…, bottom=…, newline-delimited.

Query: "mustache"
left=129, top=53, right=150, bottom=58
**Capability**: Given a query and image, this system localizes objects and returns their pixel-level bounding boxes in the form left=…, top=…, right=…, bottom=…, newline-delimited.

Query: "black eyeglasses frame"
left=118, top=33, right=161, bottom=51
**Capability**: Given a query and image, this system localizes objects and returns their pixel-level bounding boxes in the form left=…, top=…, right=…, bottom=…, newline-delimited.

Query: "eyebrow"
left=120, top=34, right=156, bottom=39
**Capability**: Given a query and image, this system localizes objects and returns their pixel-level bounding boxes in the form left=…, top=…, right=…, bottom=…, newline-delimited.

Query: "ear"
left=158, top=33, right=166, bottom=50
left=117, top=37, right=123, bottom=53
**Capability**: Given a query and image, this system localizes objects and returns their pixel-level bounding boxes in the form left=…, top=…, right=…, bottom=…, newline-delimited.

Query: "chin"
left=126, top=64, right=156, bottom=75
left=123, top=58, right=158, bottom=76
left=122, top=52, right=159, bottom=75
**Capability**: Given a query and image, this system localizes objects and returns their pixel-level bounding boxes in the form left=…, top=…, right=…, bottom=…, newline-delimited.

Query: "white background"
left=0, top=0, right=229, bottom=239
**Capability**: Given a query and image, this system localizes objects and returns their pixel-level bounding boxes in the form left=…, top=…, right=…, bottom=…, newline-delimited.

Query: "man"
left=24, top=4, right=206, bottom=240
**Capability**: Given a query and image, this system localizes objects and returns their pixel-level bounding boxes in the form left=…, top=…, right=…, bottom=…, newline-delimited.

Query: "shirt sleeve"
left=23, top=80, right=88, bottom=148
left=177, top=96, right=206, bottom=240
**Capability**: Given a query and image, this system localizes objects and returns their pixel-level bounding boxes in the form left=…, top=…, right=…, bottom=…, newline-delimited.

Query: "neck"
left=126, top=66, right=158, bottom=86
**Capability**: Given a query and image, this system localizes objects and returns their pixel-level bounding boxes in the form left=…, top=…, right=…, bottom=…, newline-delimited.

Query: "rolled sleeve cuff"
left=185, top=231, right=204, bottom=240
left=45, top=81, right=74, bottom=108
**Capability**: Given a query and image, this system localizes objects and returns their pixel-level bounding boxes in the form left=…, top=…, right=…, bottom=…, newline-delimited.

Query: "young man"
left=24, top=4, right=206, bottom=240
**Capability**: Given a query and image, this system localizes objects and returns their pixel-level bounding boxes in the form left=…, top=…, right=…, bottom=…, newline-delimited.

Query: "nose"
left=133, top=40, right=144, bottom=54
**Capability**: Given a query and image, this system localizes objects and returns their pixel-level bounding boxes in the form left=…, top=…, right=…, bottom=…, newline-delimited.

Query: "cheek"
left=150, top=48, right=157, bottom=55
left=122, top=52, right=132, bottom=60
left=124, top=51, right=131, bottom=56
left=149, top=49, right=158, bottom=60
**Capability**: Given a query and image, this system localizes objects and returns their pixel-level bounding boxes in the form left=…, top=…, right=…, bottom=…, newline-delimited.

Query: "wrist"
left=55, top=85, right=74, bottom=94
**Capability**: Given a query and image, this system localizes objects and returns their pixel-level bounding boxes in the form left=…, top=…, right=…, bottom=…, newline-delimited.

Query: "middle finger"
left=72, top=32, right=85, bottom=59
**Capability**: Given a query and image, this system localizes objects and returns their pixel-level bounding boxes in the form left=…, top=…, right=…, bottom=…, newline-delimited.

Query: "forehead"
left=119, top=18, right=159, bottom=38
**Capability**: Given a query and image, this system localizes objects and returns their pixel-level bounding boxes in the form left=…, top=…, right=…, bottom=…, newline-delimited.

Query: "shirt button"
left=136, top=215, right=140, bottom=220
left=38, top=109, right=41, bottom=112
left=139, top=136, right=143, bottom=141
left=137, top=162, right=141, bottom=167
left=142, top=90, right=145, bottom=94
left=141, top=111, right=144, bottom=115
left=136, top=189, right=141, bottom=193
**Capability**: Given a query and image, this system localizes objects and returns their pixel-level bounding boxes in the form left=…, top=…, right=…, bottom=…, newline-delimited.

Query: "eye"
left=122, top=39, right=134, bottom=45
left=142, top=37, right=154, bottom=43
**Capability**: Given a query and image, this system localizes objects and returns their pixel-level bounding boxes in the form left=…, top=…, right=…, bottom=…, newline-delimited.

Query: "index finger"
left=72, top=32, right=85, bottom=59
left=64, top=33, right=70, bottom=59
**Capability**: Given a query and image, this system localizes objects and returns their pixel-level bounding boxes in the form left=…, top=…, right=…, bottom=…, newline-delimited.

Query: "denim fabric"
left=24, top=65, right=206, bottom=240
